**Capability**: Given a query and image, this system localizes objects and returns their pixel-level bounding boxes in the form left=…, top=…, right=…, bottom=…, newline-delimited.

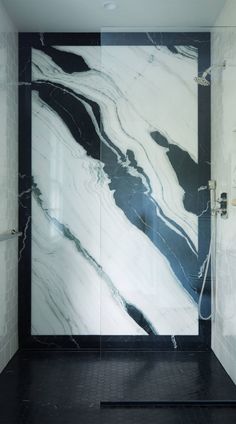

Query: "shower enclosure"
left=18, top=31, right=211, bottom=351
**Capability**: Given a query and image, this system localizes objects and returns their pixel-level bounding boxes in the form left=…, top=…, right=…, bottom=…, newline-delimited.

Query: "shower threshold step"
left=100, top=400, right=236, bottom=408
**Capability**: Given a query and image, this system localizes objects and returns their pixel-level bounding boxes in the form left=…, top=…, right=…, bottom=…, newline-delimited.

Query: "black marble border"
left=18, top=32, right=211, bottom=351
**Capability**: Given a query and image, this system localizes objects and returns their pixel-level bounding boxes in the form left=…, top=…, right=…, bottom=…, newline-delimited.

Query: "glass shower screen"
left=99, top=30, right=211, bottom=351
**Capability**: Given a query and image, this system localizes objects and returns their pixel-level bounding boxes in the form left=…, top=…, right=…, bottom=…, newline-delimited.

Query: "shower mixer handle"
left=208, top=180, right=228, bottom=218
left=211, top=195, right=228, bottom=218
left=217, top=192, right=228, bottom=218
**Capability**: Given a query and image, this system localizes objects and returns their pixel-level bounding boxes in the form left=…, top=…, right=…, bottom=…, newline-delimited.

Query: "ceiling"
left=1, top=0, right=228, bottom=32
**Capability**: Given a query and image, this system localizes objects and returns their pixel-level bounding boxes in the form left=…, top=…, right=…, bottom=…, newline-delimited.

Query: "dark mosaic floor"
left=0, top=350, right=236, bottom=423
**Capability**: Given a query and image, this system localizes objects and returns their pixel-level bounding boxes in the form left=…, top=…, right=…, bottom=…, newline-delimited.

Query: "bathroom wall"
left=211, top=0, right=236, bottom=384
left=0, top=1, right=18, bottom=373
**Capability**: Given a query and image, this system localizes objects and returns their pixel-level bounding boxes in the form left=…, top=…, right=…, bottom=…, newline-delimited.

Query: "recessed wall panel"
left=30, top=37, right=210, bottom=339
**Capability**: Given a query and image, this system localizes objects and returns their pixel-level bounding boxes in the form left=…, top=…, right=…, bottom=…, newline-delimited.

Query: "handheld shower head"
left=194, top=76, right=210, bottom=86
left=194, top=62, right=226, bottom=86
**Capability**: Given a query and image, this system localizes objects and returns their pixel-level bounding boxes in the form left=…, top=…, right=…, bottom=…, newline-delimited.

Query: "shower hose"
left=198, top=238, right=212, bottom=321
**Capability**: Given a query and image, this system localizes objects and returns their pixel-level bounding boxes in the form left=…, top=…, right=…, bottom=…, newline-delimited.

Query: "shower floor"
left=0, top=350, right=236, bottom=423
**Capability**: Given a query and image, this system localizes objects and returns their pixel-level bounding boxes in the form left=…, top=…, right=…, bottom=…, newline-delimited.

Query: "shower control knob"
left=219, top=192, right=228, bottom=218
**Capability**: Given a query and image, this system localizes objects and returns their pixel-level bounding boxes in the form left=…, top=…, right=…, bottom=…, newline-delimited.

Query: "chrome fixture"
left=208, top=179, right=217, bottom=214
left=0, top=229, right=22, bottom=242
left=194, top=74, right=211, bottom=87
left=194, top=61, right=226, bottom=86
left=218, top=192, right=228, bottom=218
left=208, top=180, right=228, bottom=219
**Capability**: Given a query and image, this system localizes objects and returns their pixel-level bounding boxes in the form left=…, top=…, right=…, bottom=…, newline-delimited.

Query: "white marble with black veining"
left=31, top=43, right=204, bottom=336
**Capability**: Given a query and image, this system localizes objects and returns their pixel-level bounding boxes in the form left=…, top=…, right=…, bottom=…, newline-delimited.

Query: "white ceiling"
left=1, top=0, right=228, bottom=32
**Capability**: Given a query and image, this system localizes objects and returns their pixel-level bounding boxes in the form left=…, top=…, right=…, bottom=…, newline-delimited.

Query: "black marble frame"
left=18, top=32, right=211, bottom=350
